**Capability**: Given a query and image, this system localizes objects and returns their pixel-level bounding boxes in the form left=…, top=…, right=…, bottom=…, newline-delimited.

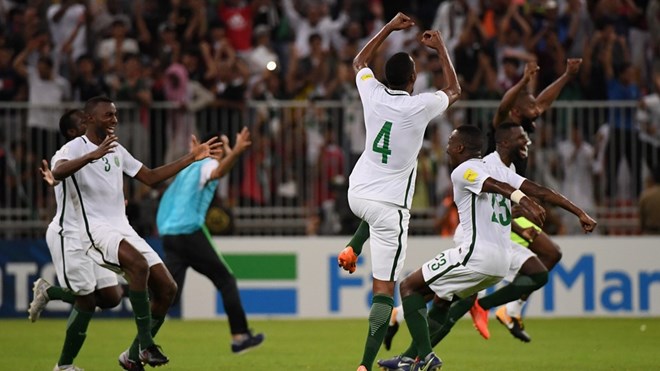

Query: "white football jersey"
left=47, top=148, right=82, bottom=238
left=349, top=67, right=449, bottom=208
left=451, top=158, right=525, bottom=277
left=56, top=135, right=143, bottom=231
left=483, top=151, right=516, bottom=172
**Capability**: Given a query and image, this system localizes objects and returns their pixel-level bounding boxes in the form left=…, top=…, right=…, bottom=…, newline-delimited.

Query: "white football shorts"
left=46, top=225, right=118, bottom=295
left=422, top=246, right=504, bottom=301
left=348, top=194, right=410, bottom=281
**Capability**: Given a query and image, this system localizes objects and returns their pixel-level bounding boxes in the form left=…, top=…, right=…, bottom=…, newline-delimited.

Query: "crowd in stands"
left=0, top=0, right=659, bottom=236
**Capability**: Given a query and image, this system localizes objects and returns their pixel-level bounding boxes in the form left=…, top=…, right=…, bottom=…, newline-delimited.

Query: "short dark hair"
left=455, top=125, right=483, bottom=153
left=59, top=109, right=83, bottom=139
left=494, top=121, right=521, bottom=144
left=385, top=52, right=414, bottom=89
left=84, top=96, right=114, bottom=115
left=37, top=56, right=53, bottom=68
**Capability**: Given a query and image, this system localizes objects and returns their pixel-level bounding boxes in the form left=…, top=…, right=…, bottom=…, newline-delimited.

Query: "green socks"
left=402, top=293, right=432, bottom=359
left=47, top=286, right=76, bottom=304
left=430, top=296, right=475, bottom=346
left=360, top=294, right=394, bottom=370
left=57, top=306, right=93, bottom=366
left=348, top=220, right=370, bottom=256
left=128, top=290, right=154, bottom=351
left=478, top=272, right=548, bottom=310
left=128, top=315, right=165, bottom=361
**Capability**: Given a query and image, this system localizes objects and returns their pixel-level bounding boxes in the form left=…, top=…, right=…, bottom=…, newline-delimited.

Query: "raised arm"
left=353, top=12, right=415, bottom=72
left=535, top=58, right=582, bottom=111
left=133, top=135, right=222, bottom=187
left=519, top=179, right=597, bottom=232
left=493, top=61, right=539, bottom=128
left=40, top=159, right=59, bottom=187
left=210, top=127, right=252, bottom=180
left=421, top=30, right=461, bottom=106
left=51, top=135, right=119, bottom=180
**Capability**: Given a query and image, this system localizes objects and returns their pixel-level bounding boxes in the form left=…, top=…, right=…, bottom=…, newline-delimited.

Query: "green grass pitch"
left=2, top=317, right=659, bottom=370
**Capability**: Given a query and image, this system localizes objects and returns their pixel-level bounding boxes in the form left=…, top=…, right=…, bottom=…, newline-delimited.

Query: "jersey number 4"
left=372, top=121, right=392, bottom=164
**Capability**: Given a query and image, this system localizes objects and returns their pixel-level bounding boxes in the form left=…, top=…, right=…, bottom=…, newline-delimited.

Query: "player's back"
left=349, top=67, right=449, bottom=207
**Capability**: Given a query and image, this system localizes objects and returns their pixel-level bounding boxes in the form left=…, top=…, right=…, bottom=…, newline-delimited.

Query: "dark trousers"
left=163, top=228, right=248, bottom=334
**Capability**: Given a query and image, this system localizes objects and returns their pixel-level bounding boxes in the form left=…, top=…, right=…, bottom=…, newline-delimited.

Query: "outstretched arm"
left=519, top=179, right=597, bottom=232
left=210, top=127, right=252, bottom=180
left=134, top=135, right=223, bottom=187
left=421, top=30, right=461, bottom=106
left=51, top=135, right=119, bottom=180
left=535, top=58, right=582, bottom=111
left=493, top=61, right=539, bottom=128
left=40, top=159, right=59, bottom=187
left=353, top=12, right=415, bottom=72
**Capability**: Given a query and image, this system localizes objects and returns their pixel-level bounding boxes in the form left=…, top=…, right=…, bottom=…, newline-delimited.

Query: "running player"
left=156, top=127, right=265, bottom=354
left=379, top=125, right=596, bottom=371
left=29, top=109, right=123, bottom=371
left=338, top=12, right=461, bottom=371
left=50, top=96, right=222, bottom=370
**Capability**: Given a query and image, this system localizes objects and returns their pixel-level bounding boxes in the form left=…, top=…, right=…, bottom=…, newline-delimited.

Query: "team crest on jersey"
left=463, top=168, right=478, bottom=183
left=361, top=73, right=373, bottom=80
left=114, top=157, right=120, bottom=166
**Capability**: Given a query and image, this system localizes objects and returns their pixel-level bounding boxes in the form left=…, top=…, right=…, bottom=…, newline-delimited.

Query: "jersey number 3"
left=372, top=121, right=392, bottom=164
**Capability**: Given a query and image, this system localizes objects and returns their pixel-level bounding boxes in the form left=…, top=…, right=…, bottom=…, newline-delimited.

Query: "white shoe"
left=28, top=278, right=51, bottom=322
left=53, top=364, right=84, bottom=371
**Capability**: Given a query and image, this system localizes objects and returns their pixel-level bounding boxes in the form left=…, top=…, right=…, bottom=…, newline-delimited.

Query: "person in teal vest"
left=156, top=127, right=264, bottom=354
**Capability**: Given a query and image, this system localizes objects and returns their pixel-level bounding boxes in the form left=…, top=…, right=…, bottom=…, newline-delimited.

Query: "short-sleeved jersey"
left=349, top=67, right=449, bottom=208
left=483, top=151, right=515, bottom=172
left=57, top=135, right=143, bottom=230
left=451, top=158, right=526, bottom=276
left=47, top=148, right=82, bottom=237
left=157, top=159, right=220, bottom=235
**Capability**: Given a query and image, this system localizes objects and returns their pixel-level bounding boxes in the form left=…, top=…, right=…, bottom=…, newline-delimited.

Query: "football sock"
left=430, top=295, right=475, bottom=346
left=360, top=294, right=393, bottom=370
left=57, top=306, right=93, bottom=366
left=128, top=315, right=165, bottom=360
left=128, top=290, right=154, bottom=350
left=348, top=220, right=370, bottom=256
left=478, top=272, right=548, bottom=310
left=402, top=293, right=432, bottom=359
left=506, top=299, right=526, bottom=318
left=47, top=286, right=76, bottom=304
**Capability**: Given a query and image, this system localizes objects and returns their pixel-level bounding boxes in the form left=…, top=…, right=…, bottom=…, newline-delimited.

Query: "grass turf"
left=2, top=317, right=659, bottom=370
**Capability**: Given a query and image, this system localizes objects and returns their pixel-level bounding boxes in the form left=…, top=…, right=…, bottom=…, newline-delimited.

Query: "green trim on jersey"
left=58, top=181, right=73, bottom=290
left=461, top=193, right=477, bottom=265
left=201, top=224, right=234, bottom=275
left=403, top=169, right=414, bottom=208
left=389, top=210, right=405, bottom=281
left=426, top=262, right=462, bottom=285
left=71, top=175, right=121, bottom=271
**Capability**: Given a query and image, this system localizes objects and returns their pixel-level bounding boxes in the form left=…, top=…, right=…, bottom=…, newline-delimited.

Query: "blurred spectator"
left=131, top=0, right=170, bottom=57
left=286, top=33, right=329, bottom=99
left=113, top=53, right=151, bottom=164
left=602, top=29, right=641, bottom=199
left=162, top=62, right=214, bottom=163
left=454, top=11, right=499, bottom=100
left=70, top=54, right=110, bottom=101
left=5, top=140, right=38, bottom=207
left=638, top=71, right=660, bottom=173
left=431, top=0, right=470, bottom=60
left=156, top=21, right=182, bottom=67
left=557, top=123, right=596, bottom=234
left=13, top=37, right=70, bottom=159
left=0, top=45, right=26, bottom=102
left=96, top=16, right=140, bottom=73
left=217, top=0, right=254, bottom=54
left=649, top=0, right=660, bottom=73
left=282, top=0, right=349, bottom=58
left=558, top=0, right=594, bottom=59
left=639, top=167, right=660, bottom=234
left=246, top=25, right=279, bottom=76
left=47, top=0, right=87, bottom=71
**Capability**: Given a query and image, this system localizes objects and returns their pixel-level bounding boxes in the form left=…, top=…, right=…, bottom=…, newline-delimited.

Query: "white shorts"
left=46, top=225, right=118, bottom=295
left=84, top=222, right=163, bottom=274
left=504, top=241, right=536, bottom=282
left=348, top=194, right=410, bottom=281
left=422, top=246, right=503, bottom=301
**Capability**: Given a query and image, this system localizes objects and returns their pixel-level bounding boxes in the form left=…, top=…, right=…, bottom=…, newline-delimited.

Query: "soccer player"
left=29, top=109, right=123, bottom=371
left=50, top=96, right=222, bottom=370
left=156, top=127, right=265, bottom=354
left=379, top=125, right=596, bottom=370
left=337, top=12, right=461, bottom=371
